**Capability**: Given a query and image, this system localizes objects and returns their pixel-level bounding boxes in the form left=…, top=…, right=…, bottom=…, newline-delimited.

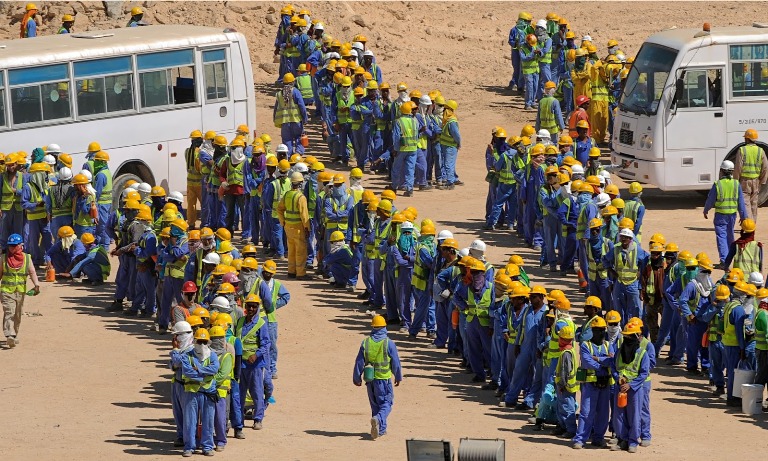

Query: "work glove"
left=440, top=289, right=451, bottom=300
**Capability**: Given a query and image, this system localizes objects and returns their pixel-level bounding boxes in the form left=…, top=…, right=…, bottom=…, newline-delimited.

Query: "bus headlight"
left=640, top=134, right=653, bottom=149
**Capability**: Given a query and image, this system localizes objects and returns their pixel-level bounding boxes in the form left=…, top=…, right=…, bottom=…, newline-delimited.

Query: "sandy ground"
left=2, top=2, right=768, bottom=460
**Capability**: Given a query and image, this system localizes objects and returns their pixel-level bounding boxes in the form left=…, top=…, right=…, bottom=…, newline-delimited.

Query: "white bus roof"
left=646, top=24, right=768, bottom=51
left=0, top=25, right=239, bottom=69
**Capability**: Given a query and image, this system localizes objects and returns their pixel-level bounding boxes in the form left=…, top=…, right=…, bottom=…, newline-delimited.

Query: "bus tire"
left=111, top=173, right=143, bottom=210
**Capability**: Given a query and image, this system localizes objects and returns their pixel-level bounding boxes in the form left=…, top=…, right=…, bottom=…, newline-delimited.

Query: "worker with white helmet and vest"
left=353, top=315, right=403, bottom=440
left=273, top=73, right=308, bottom=156
left=733, top=128, right=768, bottom=219
left=169, top=320, right=194, bottom=448
left=278, top=171, right=310, bottom=279
left=604, top=228, right=649, bottom=323
left=704, top=160, right=748, bottom=265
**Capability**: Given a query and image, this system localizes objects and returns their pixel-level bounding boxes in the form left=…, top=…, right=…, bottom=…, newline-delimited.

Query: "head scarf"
left=6, top=243, right=24, bottom=269
left=61, top=234, right=76, bottom=251
left=29, top=171, right=47, bottom=196
left=210, top=337, right=227, bottom=356
left=194, top=342, right=211, bottom=361
left=397, top=231, right=414, bottom=255
left=176, top=331, right=194, bottom=351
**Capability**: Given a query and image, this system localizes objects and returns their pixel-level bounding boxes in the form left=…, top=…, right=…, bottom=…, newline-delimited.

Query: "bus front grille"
left=619, top=129, right=634, bottom=145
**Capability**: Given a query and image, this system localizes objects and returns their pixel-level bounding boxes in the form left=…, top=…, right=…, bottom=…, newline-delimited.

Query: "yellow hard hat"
left=629, top=182, right=643, bottom=194
left=266, top=156, right=279, bottom=167
left=576, top=120, right=590, bottom=130
left=209, top=326, right=226, bottom=338
left=445, top=100, right=458, bottom=111
left=186, top=315, right=203, bottom=328
left=648, top=233, right=666, bottom=246
left=495, top=273, right=512, bottom=289
left=283, top=73, right=296, bottom=84
left=150, top=185, right=166, bottom=197
left=400, top=101, right=416, bottom=115
left=354, top=87, right=365, bottom=97
left=192, top=306, right=210, bottom=319
left=420, top=222, right=436, bottom=236
left=161, top=209, right=176, bottom=222
left=588, top=217, right=603, bottom=229
left=529, top=285, right=547, bottom=296
left=189, top=129, right=203, bottom=139
left=531, top=144, right=546, bottom=155
left=188, top=230, right=201, bottom=241
left=622, top=323, right=642, bottom=335
left=618, top=217, right=634, bottom=229
left=217, top=240, right=234, bottom=254
left=585, top=296, right=602, bottom=309
left=57, top=226, right=75, bottom=238
left=744, top=128, right=759, bottom=141
left=160, top=227, right=171, bottom=238
left=715, top=284, right=731, bottom=301
left=611, top=198, right=625, bottom=209
left=204, top=131, right=217, bottom=140
left=559, top=326, right=575, bottom=340
left=607, top=39, right=619, bottom=47
left=518, top=11, right=532, bottom=21
left=698, top=258, right=715, bottom=272
left=194, top=328, right=210, bottom=341
left=131, top=6, right=143, bottom=15
left=278, top=159, right=291, bottom=172
left=649, top=242, right=664, bottom=252
left=604, top=184, right=619, bottom=196
left=87, top=141, right=101, bottom=153
left=601, top=205, right=618, bottom=217
left=558, top=135, right=573, bottom=146
left=81, top=233, right=95, bottom=245
left=230, top=137, right=246, bottom=148
left=591, top=316, right=607, bottom=329
left=605, top=310, right=622, bottom=324
left=123, top=199, right=142, bottom=210
left=504, top=263, right=520, bottom=277
left=262, top=259, right=277, bottom=274
left=217, top=282, right=235, bottom=294
left=72, top=174, right=89, bottom=185
left=511, top=285, right=530, bottom=298
left=341, top=76, right=352, bottom=87
left=213, top=135, right=228, bottom=147
left=555, top=297, right=571, bottom=311
left=199, top=227, right=214, bottom=239
left=664, top=242, right=679, bottom=253
left=440, top=238, right=459, bottom=250
left=162, top=202, right=178, bottom=213
left=372, top=315, right=387, bottom=328
left=588, top=147, right=601, bottom=158
left=244, top=293, right=262, bottom=305
left=241, top=257, right=258, bottom=271
left=742, top=218, right=756, bottom=233
left=586, top=175, right=601, bottom=186
left=330, top=231, right=345, bottom=242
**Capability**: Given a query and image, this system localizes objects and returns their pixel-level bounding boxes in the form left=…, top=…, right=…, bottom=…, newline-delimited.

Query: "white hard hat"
left=748, top=272, right=764, bottom=286
left=600, top=170, right=612, bottom=180
left=121, top=188, right=134, bottom=200
left=137, top=182, right=151, bottom=194
left=57, top=167, right=73, bottom=181
left=596, top=193, right=611, bottom=207
left=202, top=252, right=221, bottom=265
left=720, top=160, right=734, bottom=171
left=363, top=50, right=374, bottom=57
left=124, top=184, right=136, bottom=191
left=276, top=144, right=289, bottom=153
left=329, top=52, right=340, bottom=60
left=314, top=22, right=324, bottom=30
left=419, top=95, right=432, bottom=106
left=582, top=35, right=592, bottom=42
left=401, top=221, right=415, bottom=231
left=79, top=169, right=92, bottom=181
left=619, top=228, right=635, bottom=239
left=168, top=191, right=183, bottom=203
left=352, top=41, right=364, bottom=50
left=616, top=53, right=626, bottom=63
left=170, top=321, right=192, bottom=334
left=598, top=175, right=606, bottom=185
left=294, top=162, right=308, bottom=174
left=536, top=19, right=547, bottom=29
left=211, top=296, right=230, bottom=310
left=46, top=143, right=62, bottom=154
left=349, top=49, right=358, bottom=58
left=470, top=239, right=486, bottom=252
left=290, top=171, right=304, bottom=183
left=437, top=230, right=453, bottom=240
left=230, top=150, right=245, bottom=165
left=458, top=248, right=470, bottom=258
left=571, top=164, right=585, bottom=175
left=537, top=129, right=551, bottom=139
left=42, top=154, right=56, bottom=166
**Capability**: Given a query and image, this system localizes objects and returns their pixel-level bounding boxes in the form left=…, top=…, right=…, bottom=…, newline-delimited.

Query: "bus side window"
left=203, top=49, right=228, bottom=102
left=677, top=69, right=722, bottom=109
left=9, top=64, right=70, bottom=124
left=137, top=49, right=196, bottom=108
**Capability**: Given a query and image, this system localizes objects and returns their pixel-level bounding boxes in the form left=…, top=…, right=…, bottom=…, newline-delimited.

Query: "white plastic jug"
left=733, top=368, right=756, bottom=398
left=741, top=384, right=763, bottom=415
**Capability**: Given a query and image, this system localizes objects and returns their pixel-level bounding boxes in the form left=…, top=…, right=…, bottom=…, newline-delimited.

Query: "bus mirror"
left=672, top=77, right=684, bottom=107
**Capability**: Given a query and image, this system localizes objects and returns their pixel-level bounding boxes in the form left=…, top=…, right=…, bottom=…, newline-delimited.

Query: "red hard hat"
left=182, top=281, right=198, bottom=293
left=222, top=272, right=240, bottom=285
left=576, top=95, right=590, bottom=106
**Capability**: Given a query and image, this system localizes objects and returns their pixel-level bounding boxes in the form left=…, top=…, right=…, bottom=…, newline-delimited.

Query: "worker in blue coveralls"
left=604, top=228, right=648, bottom=323
left=353, top=314, right=403, bottom=440
left=703, top=160, right=748, bottom=265
left=610, top=322, right=651, bottom=453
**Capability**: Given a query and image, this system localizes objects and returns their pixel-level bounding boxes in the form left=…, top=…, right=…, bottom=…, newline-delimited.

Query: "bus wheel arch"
left=112, top=161, right=156, bottom=210
left=723, top=140, right=768, bottom=207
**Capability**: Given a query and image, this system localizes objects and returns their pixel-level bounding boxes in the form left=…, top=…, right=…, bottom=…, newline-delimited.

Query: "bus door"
left=666, top=67, right=726, bottom=151
left=200, top=48, right=235, bottom=133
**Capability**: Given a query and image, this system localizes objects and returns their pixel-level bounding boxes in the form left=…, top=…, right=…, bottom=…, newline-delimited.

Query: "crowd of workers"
left=4, top=4, right=768, bottom=456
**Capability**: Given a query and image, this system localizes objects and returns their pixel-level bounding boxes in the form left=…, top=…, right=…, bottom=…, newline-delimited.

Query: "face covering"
left=210, top=337, right=227, bottom=356
left=558, top=338, right=571, bottom=349
left=61, top=234, right=76, bottom=250
left=591, top=329, right=605, bottom=344
left=194, top=342, right=211, bottom=361
left=471, top=271, right=485, bottom=291
left=744, top=297, right=755, bottom=315
left=330, top=241, right=344, bottom=253
left=202, top=238, right=215, bottom=250
left=575, top=56, right=587, bottom=70
left=367, top=211, right=376, bottom=223
left=398, top=90, right=408, bottom=102
left=188, top=240, right=201, bottom=253
left=176, top=331, right=194, bottom=351
left=398, top=232, right=414, bottom=254
left=606, top=325, right=621, bottom=342
left=685, top=267, right=699, bottom=284
left=331, top=185, right=344, bottom=199
left=695, top=272, right=713, bottom=292
left=578, top=192, right=592, bottom=205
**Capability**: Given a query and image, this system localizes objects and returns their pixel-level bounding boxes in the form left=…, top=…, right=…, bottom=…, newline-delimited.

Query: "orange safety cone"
left=451, top=309, right=459, bottom=328
left=577, top=269, right=588, bottom=288
left=45, top=267, right=56, bottom=282
left=300, top=134, right=309, bottom=147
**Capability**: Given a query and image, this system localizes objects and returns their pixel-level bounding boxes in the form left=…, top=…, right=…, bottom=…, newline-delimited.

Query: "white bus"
left=0, top=25, right=255, bottom=201
left=611, top=23, right=768, bottom=203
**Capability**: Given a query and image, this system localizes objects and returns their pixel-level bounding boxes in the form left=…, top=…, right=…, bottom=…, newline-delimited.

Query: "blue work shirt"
left=240, top=315, right=271, bottom=369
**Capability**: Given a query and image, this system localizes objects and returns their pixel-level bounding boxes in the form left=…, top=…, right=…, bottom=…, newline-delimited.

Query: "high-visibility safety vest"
left=259, top=279, right=282, bottom=323
left=166, top=237, right=188, bottom=279
left=351, top=188, right=364, bottom=204
left=722, top=300, right=741, bottom=347
left=555, top=347, right=580, bottom=393
left=465, top=285, right=492, bottom=327
left=209, top=156, right=225, bottom=188
left=369, top=220, right=391, bottom=260
left=616, top=337, right=650, bottom=384
left=282, top=189, right=304, bottom=226
left=590, top=72, right=609, bottom=102
left=754, top=309, right=768, bottom=351
left=1, top=253, right=30, bottom=294
left=438, top=117, right=459, bottom=148
left=236, top=315, right=266, bottom=361
left=547, top=317, right=576, bottom=363
left=587, top=238, right=610, bottom=281
left=375, top=101, right=388, bottom=131
left=616, top=245, right=639, bottom=285
left=185, top=147, right=202, bottom=184
left=708, top=308, right=723, bottom=342
left=739, top=144, right=763, bottom=179
left=576, top=205, right=590, bottom=239
left=182, top=355, right=216, bottom=393
left=417, top=116, right=428, bottom=150
left=539, top=40, right=552, bottom=64
left=733, top=241, right=760, bottom=274
left=561, top=198, right=574, bottom=237
left=582, top=341, right=613, bottom=384
left=296, top=74, right=314, bottom=100
left=538, top=96, right=560, bottom=134
left=274, top=91, right=302, bottom=126
left=1, top=173, right=23, bottom=211
left=363, top=336, right=392, bottom=380
left=506, top=305, right=522, bottom=344
left=215, top=351, right=234, bottom=398
left=194, top=248, right=210, bottom=288
left=498, top=153, right=524, bottom=185
left=411, top=242, right=435, bottom=291
left=686, top=289, right=701, bottom=315
left=336, top=91, right=354, bottom=124
left=623, top=199, right=642, bottom=227
left=271, top=177, right=290, bottom=218
left=396, top=116, right=419, bottom=153
left=226, top=159, right=244, bottom=186
left=51, top=185, right=73, bottom=218
left=87, top=246, right=112, bottom=278
left=521, top=45, right=539, bottom=74
left=26, top=183, right=47, bottom=220
left=326, top=199, right=350, bottom=232
left=714, top=178, right=739, bottom=215
left=74, top=194, right=95, bottom=226
left=95, top=168, right=113, bottom=206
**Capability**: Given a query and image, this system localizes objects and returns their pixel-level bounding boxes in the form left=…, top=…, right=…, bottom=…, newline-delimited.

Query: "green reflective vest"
left=539, top=96, right=559, bottom=133
left=363, top=337, right=392, bottom=380
left=733, top=241, right=760, bottom=275
left=411, top=241, right=435, bottom=291
left=587, top=238, right=610, bottom=281
left=624, top=199, right=642, bottom=227
left=396, top=116, right=418, bottom=153
left=1, top=253, right=29, bottom=294
left=370, top=220, right=391, bottom=260
left=283, top=189, right=303, bottom=226
left=209, top=156, right=225, bottom=187
left=616, top=245, right=639, bottom=285
left=438, top=117, right=459, bottom=147
left=506, top=304, right=522, bottom=344
left=547, top=317, right=576, bottom=362
left=336, top=91, right=354, bottom=124
left=74, top=195, right=95, bottom=226
left=167, top=238, right=188, bottom=279
left=326, top=198, right=350, bottom=232
left=754, top=309, right=768, bottom=351
left=466, top=285, right=492, bottom=326
left=582, top=341, right=613, bottom=384
left=274, top=91, right=302, bottom=126
left=708, top=307, right=723, bottom=342
left=26, top=183, right=47, bottom=220
left=521, top=45, right=539, bottom=74
left=226, top=159, right=244, bottom=186
left=95, top=168, right=113, bottom=206
left=715, top=178, right=739, bottom=215
left=498, top=153, right=523, bottom=185
left=722, top=300, right=740, bottom=347
left=296, top=74, right=314, bottom=100
left=739, top=144, right=763, bottom=179
left=186, top=147, right=202, bottom=184
left=1, top=173, right=23, bottom=211
left=182, top=355, right=216, bottom=393
left=555, top=347, right=580, bottom=393
left=51, top=184, right=73, bottom=218
left=271, top=177, right=290, bottom=218
left=236, top=315, right=266, bottom=361
left=259, top=279, right=281, bottom=323
left=215, top=351, right=234, bottom=398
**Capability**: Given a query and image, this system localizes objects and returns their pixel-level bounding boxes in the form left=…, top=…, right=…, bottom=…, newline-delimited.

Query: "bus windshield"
left=620, top=43, right=677, bottom=115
